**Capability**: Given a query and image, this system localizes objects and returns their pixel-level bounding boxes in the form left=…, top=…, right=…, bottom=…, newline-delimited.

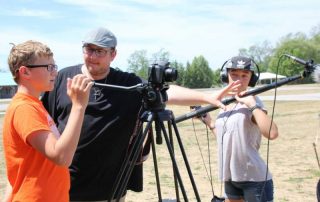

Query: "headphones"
left=220, top=56, right=260, bottom=87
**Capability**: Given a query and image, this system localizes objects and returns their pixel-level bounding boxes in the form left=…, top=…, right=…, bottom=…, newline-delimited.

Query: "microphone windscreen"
left=313, top=64, right=320, bottom=83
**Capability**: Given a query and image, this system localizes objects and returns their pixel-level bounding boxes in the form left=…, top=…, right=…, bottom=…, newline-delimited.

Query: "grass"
left=1, top=83, right=320, bottom=201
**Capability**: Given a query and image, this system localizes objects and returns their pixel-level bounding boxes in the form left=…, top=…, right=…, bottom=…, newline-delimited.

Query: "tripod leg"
left=149, top=128, right=163, bottom=201
left=159, top=121, right=189, bottom=201
left=168, top=121, right=180, bottom=201
left=171, top=119, right=201, bottom=201
left=110, top=112, right=154, bottom=201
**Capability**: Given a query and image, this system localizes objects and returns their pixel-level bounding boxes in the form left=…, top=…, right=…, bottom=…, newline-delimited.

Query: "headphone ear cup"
left=248, top=59, right=260, bottom=87
left=220, top=68, right=228, bottom=83
left=249, top=73, right=259, bottom=87
left=220, top=60, right=229, bottom=84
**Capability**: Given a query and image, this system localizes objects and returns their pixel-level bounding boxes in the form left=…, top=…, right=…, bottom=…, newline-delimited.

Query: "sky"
left=0, top=0, right=320, bottom=72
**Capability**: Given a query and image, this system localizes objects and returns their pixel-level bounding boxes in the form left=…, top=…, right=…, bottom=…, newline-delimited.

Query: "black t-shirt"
left=42, top=65, right=144, bottom=200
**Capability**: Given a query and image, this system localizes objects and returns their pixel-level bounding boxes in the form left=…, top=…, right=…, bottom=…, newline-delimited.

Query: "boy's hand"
left=67, top=74, right=93, bottom=108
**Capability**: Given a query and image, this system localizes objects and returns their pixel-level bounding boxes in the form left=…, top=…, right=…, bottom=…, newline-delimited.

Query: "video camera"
left=148, top=61, right=178, bottom=84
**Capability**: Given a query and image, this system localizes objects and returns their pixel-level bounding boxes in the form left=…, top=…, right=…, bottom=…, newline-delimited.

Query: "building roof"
left=0, top=72, right=17, bottom=86
left=259, top=72, right=286, bottom=80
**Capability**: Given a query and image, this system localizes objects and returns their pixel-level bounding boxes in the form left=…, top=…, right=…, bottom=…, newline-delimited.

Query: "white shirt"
left=215, top=97, right=272, bottom=182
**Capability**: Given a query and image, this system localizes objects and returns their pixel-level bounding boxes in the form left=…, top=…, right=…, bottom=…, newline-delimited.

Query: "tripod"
left=108, top=82, right=201, bottom=201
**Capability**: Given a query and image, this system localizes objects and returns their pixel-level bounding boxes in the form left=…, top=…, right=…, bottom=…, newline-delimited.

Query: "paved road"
left=260, top=93, right=320, bottom=101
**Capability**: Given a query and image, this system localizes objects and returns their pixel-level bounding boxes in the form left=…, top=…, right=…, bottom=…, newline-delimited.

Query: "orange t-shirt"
left=3, top=93, right=69, bottom=202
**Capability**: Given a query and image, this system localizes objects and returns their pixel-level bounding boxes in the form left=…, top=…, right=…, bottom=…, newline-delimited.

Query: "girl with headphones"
left=201, top=56, right=279, bottom=202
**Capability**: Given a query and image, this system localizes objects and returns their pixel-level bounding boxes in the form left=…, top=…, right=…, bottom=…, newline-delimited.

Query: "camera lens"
left=164, top=68, right=178, bottom=82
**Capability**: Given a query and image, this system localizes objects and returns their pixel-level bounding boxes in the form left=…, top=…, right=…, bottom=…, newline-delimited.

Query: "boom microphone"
left=313, top=64, right=320, bottom=83
left=284, top=54, right=312, bottom=66
left=175, top=61, right=320, bottom=123
left=284, top=54, right=320, bottom=83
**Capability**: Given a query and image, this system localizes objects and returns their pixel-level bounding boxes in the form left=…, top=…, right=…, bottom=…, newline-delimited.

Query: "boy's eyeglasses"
left=26, top=64, right=58, bottom=72
left=82, top=46, right=111, bottom=57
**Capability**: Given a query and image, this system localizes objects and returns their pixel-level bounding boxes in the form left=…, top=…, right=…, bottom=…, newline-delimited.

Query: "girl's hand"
left=235, top=91, right=256, bottom=108
left=212, top=80, right=241, bottom=110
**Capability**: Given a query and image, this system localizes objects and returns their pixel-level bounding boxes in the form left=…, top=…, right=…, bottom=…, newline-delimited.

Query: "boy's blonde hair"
left=8, top=40, right=53, bottom=83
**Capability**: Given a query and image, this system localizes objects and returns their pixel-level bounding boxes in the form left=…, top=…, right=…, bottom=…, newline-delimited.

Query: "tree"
left=127, top=50, right=149, bottom=79
left=212, top=68, right=223, bottom=87
left=310, top=23, right=320, bottom=39
left=184, top=55, right=213, bottom=88
left=170, top=60, right=185, bottom=86
left=151, top=48, right=170, bottom=63
left=238, top=40, right=273, bottom=72
left=309, top=24, right=320, bottom=63
left=127, top=49, right=171, bottom=80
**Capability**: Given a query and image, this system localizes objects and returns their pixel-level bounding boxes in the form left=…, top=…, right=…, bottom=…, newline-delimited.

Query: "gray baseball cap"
left=82, top=27, right=117, bottom=48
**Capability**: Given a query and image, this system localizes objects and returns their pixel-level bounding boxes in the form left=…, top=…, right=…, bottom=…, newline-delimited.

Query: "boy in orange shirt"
left=2, top=40, right=93, bottom=202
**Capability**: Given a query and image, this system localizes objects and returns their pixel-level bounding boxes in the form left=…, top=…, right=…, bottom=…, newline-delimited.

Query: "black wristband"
left=249, top=105, right=261, bottom=112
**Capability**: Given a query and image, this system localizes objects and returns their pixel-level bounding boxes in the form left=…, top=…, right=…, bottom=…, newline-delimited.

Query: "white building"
left=257, top=72, right=286, bottom=85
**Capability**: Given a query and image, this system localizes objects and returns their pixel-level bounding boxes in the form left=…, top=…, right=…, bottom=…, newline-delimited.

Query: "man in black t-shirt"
left=42, top=27, right=239, bottom=201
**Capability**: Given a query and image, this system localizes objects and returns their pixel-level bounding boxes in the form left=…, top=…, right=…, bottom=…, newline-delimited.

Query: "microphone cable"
left=190, top=116, right=215, bottom=196
left=259, top=55, right=286, bottom=201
